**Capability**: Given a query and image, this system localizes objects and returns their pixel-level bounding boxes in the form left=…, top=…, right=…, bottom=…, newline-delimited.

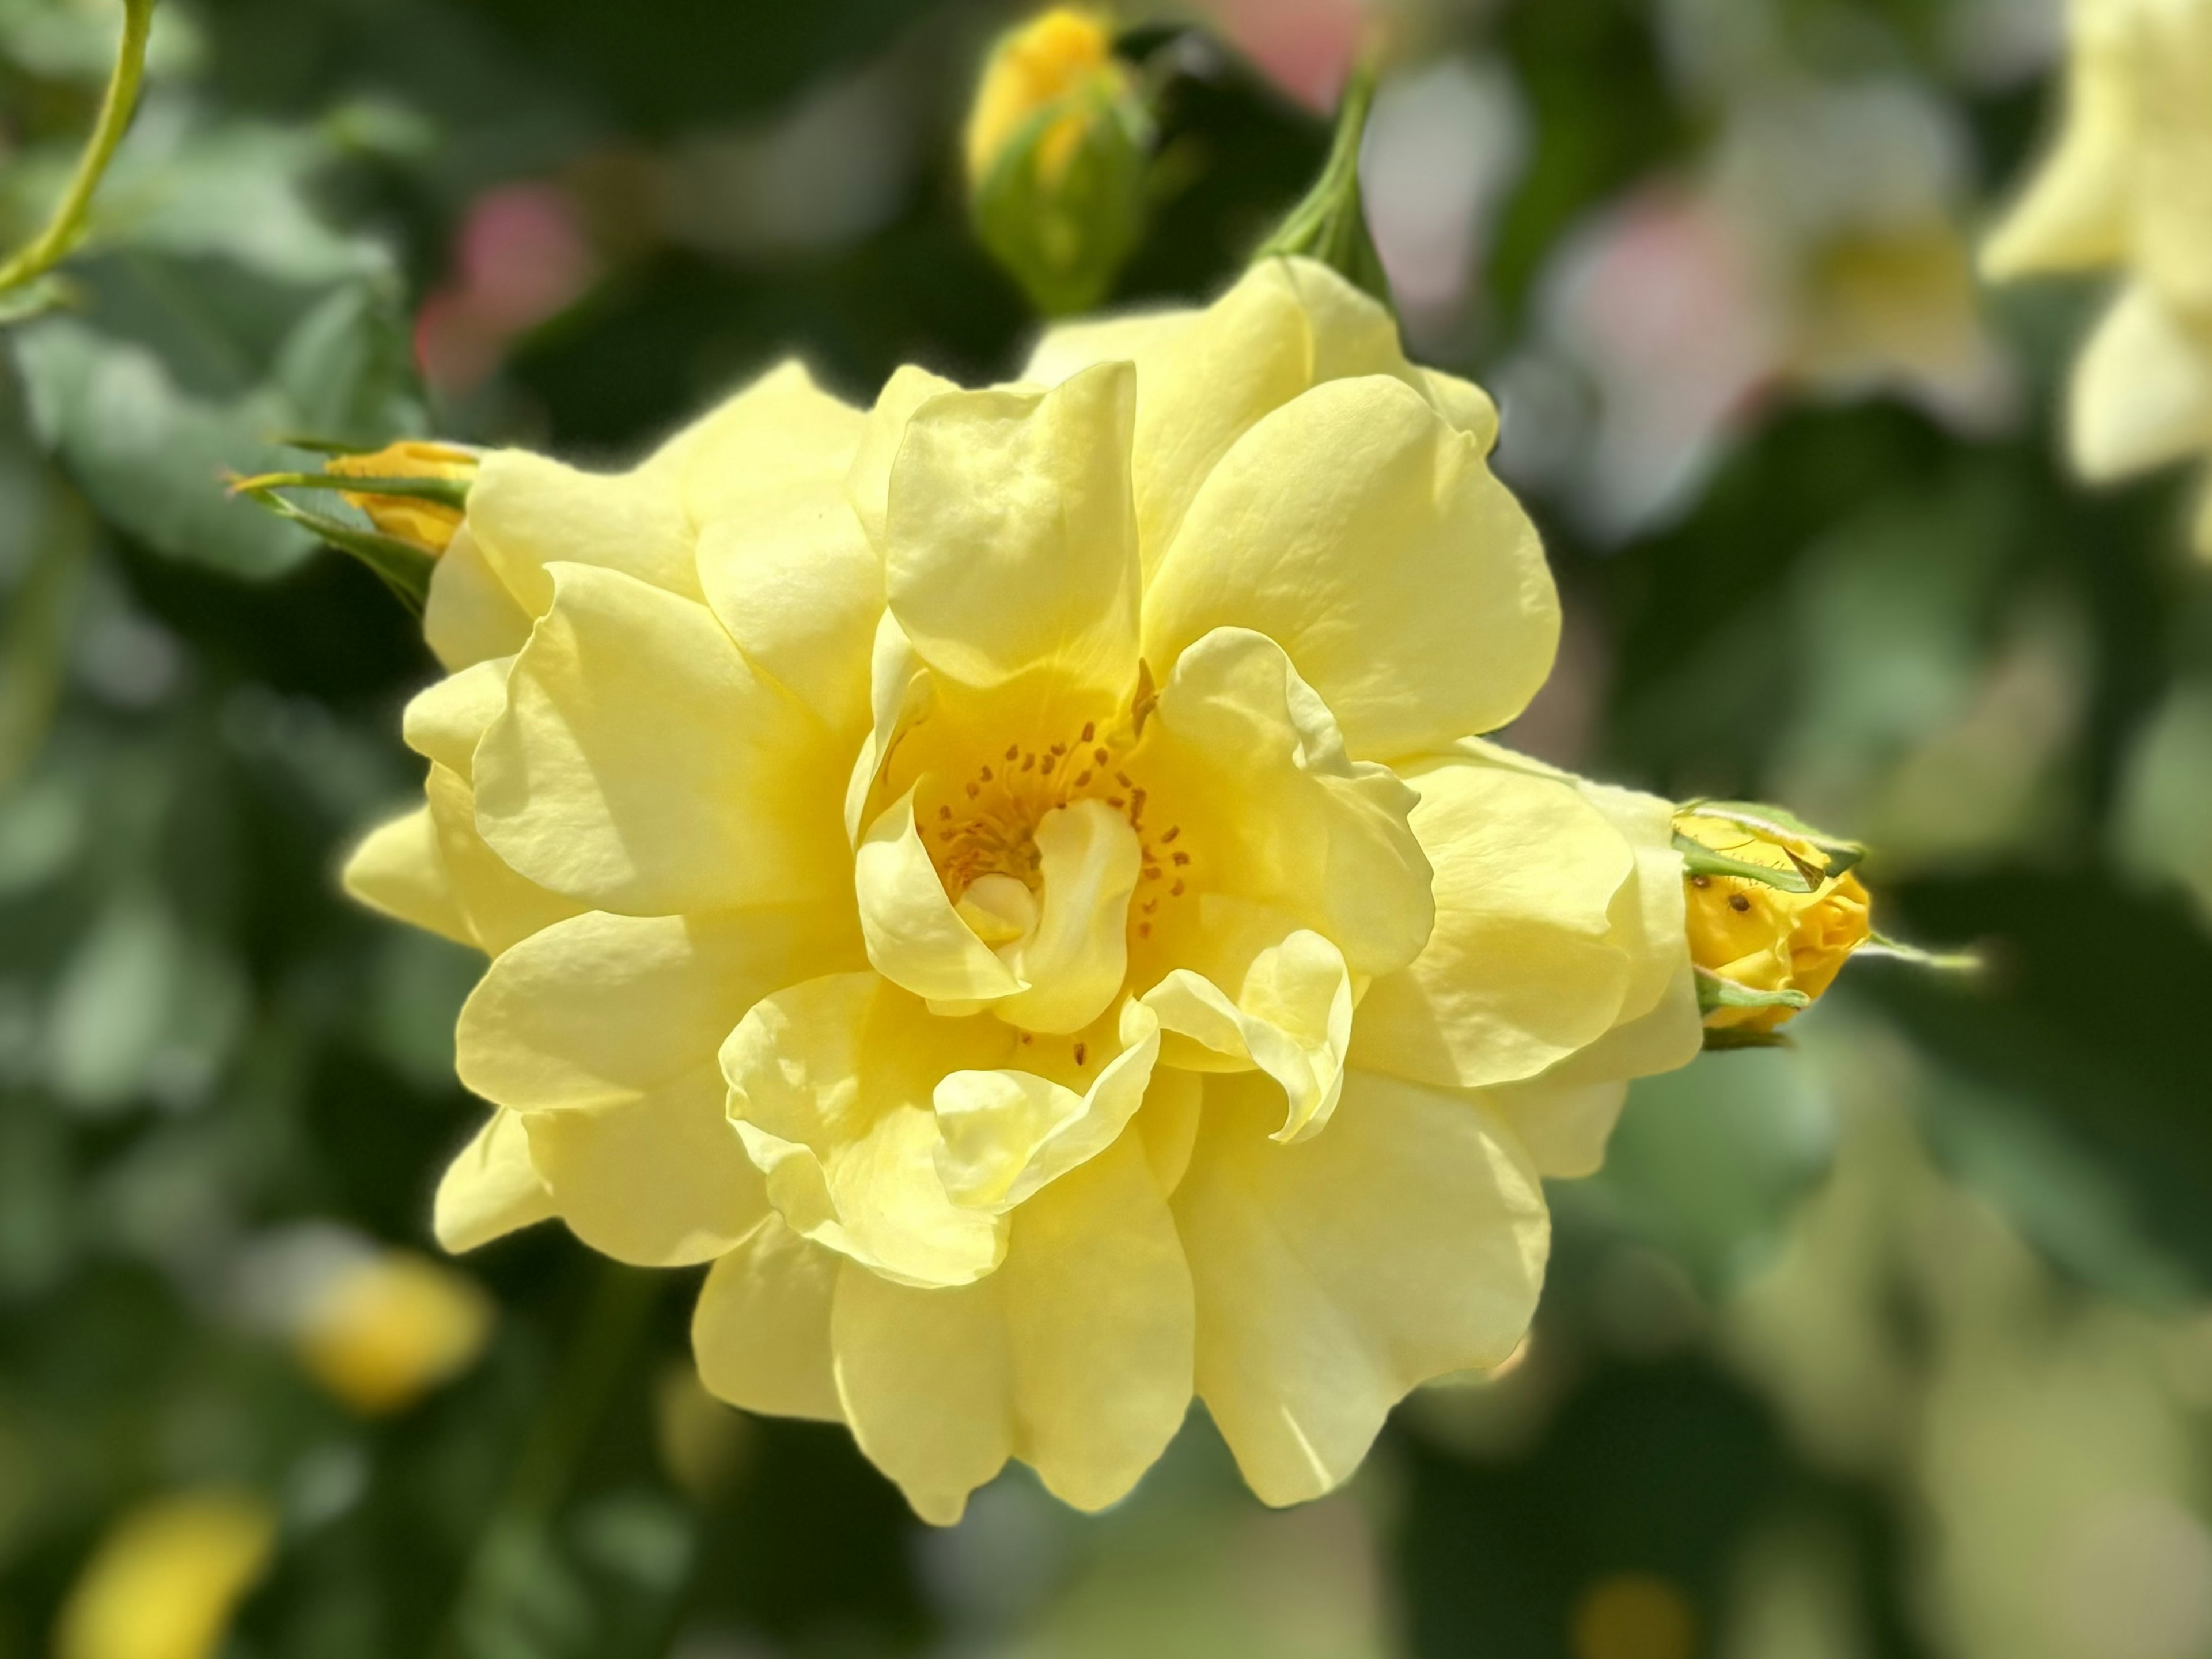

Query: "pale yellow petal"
left=846, top=365, right=961, bottom=552
left=434, top=1108, right=555, bottom=1253
left=855, top=789, right=1023, bottom=1003
left=473, top=563, right=848, bottom=916
left=423, top=524, right=532, bottom=673
left=883, top=362, right=1140, bottom=702
left=423, top=763, right=582, bottom=955
left=523, top=1064, right=768, bottom=1267
left=831, top=1131, right=1191, bottom=1522
left=467, top=450, right=700, bottom=619
left=1146, top=627, right=1433, bottom=976
left=456, top=906, right=857, bottom=1111
left=830, top=1260, right=1010, bottom=1525
left=724, top=973, right=1010, bottom=1287
left=2127, top=0, right=2212, bottom=319
left=1175, top=1069, right=1547, bottom=1506
left=1981, top=38, right=2134, bottom=279
left=1139, top=928, right=1351, bottom=1142
left=2071, top=283, right=2212, bottom=481
left=400, top=657, right=509, bottom=776
left=643, top=358, right=866, bottom=527
left=1023, top=258, right=1495, bottom=578
left=1136, top=1065, right=1203, bottom=1196
left=994, top=799, right=1142, bottom=1034
left=691, top=1214, right=844, bottom=1422
left=1350, top=754, right=1635, bottom=1090
left=342, top=805, right=472, bottom=948
left=934, top=1000, right=1161, bottom=1211
left=1145, top=374, right=1557, bottom=760
left=993, top=1131, right=1192, bottom=1512
left=696, top=486, right=880, bottom=738
left=1488, top=1076, right=1630, bottom=1180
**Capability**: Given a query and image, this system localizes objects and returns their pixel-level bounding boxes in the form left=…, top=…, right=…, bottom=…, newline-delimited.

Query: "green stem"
left=429, top=1262, right=664, bottom=1659
left=0, top=0, right=158, bottom=293
left=0, top=485, right=93, bottom=793
left=1253, top=41, right=1392, bottom=307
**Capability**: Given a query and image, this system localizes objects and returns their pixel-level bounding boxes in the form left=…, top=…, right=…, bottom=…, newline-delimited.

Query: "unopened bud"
left=324, top=439, right=477, bottom=556
left=965, top=8, right=1152, bottom=315
left=1674, top=803, right=1872, bottom=1035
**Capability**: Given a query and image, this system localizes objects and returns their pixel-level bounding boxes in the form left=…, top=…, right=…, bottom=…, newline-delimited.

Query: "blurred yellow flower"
left=292, top=1248, right=493, bottom=1415
left=55, top=1490, right=275, bottom=1659
left=344, top=255, right=1706, bottom=1520
left=962, top=8, right=1152, bottom=315
left=325, top=440, right=478, bottom=556
left=964, top=8, right=1120, bottom=188
left=1677, top=808, right=1872, bottom=1032
left=1984, top=0, right=2212, bottom=554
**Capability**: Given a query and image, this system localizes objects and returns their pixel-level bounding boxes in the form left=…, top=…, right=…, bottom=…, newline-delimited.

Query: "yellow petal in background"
left=2070, top=283, right=2212, bottom=482
left=292, top=1249, right=493, bottom=1415
left=1980, top=30, right=2134, bottom=280
left=1175, top=1069, right=1547, bottom=1508
left=1145, top=373, right=1556, bottom=761
left=56, top=1489, right=276, bottom=1659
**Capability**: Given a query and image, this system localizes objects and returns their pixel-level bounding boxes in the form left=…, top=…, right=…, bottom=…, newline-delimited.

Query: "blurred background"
left=2, top=0, right=2210, bottom=1655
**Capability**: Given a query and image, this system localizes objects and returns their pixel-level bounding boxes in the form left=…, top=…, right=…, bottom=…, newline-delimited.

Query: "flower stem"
left=0, top=0, right=158, bottom=295
left=1252, top=40, right=1392, bottom=308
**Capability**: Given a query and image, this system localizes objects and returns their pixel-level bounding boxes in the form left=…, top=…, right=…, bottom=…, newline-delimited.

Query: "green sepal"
left=1683, top=798, right=1866, bottom=879
left=1702, top=1026, right=1796, bottom=1052
left=233, top=471, right=472, bottom=510
left=973, top=80, right=1153, bottom=316
left=1252, top=48, right=1391, bottom=309
left=1858, top=932, right=1983, bottom=976
left=1675, top=832, right=1817, bottom=894
left=235, top=486, right=432, bottom=615
left=1695, top=966, right=1811, bottom=1017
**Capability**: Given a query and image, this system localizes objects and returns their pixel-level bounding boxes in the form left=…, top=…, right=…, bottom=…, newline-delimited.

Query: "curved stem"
left=0, top=0, right=158, bottom=294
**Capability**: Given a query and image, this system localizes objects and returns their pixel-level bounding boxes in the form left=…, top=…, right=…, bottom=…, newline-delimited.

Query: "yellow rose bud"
left=1676, top=806, right=1873, bottom=1033
left=964, top=9, right=1152, bottom=314
left=324, top=439, right=478, bottom=556
left=55, top=1489, right=276, bottom=1659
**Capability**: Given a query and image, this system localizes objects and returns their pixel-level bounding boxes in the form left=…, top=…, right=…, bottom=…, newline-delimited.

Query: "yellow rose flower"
left=343, top=256, right=1705, bottom=1520
left=55, top=1490, right=275, bottom=1659
left=1676, top=808, right=1873, bottom=1033
left=1984, top=0, right=2212, bottom=554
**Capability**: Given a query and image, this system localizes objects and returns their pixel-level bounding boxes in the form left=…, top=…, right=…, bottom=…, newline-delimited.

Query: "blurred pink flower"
left=1196, top=0, right=1365, bottom=108
left=416, top=183, right=599, bottom=399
